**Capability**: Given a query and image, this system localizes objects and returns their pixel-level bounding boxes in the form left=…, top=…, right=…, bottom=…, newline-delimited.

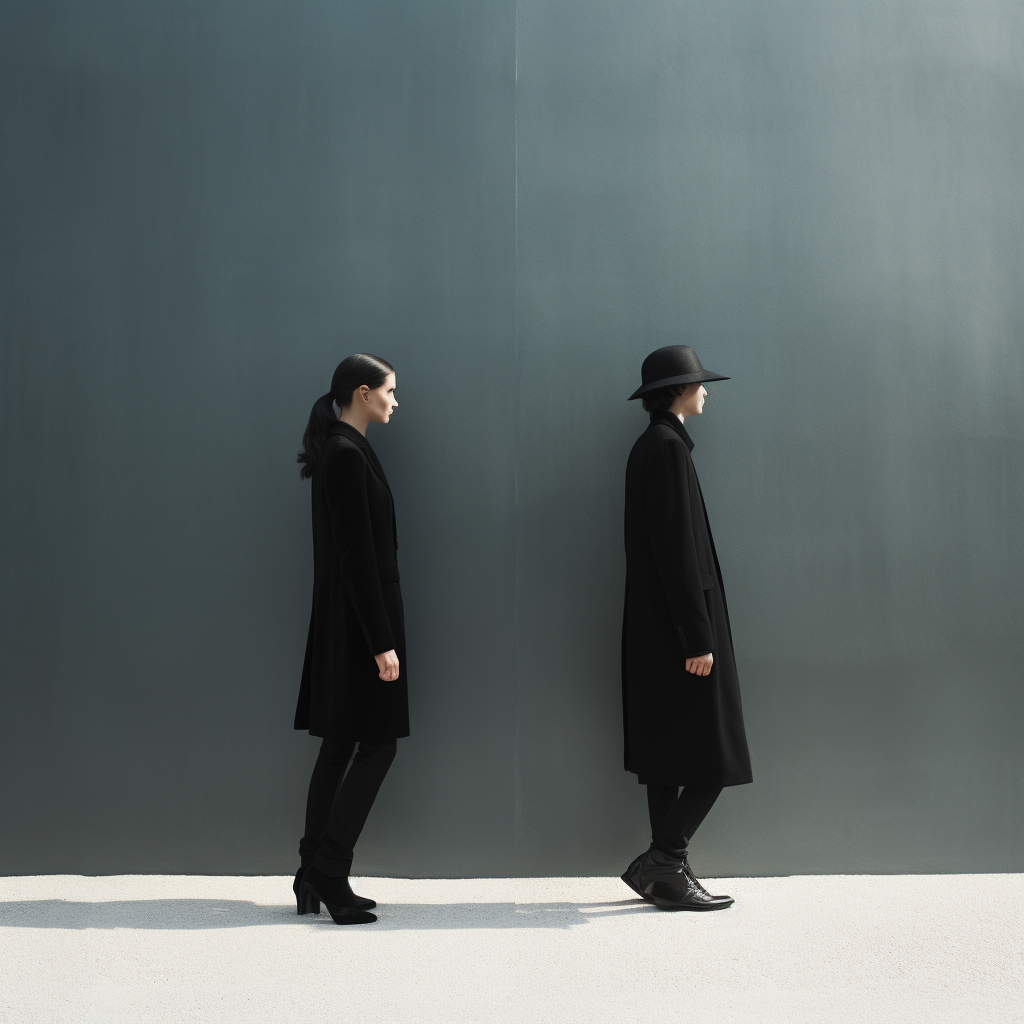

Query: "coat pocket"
left=378, top=564, right=401, bottom=583
left=699, top=572, right=715, bottom=591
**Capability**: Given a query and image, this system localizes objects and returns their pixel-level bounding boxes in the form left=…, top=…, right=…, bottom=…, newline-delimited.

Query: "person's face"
left=679, top=383, right=707, bottom=417
left=362, top=372, right=397, bottom=424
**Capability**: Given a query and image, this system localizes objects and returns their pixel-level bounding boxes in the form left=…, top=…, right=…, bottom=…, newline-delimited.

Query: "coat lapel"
left=652, top=412, right=694, bottom=452
left=330, top=422, right=392, bottom=495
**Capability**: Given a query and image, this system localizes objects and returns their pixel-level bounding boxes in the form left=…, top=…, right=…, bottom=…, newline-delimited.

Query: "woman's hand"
left=375, top=649, right=400, bottom=681
left=685, top=652, right=713, bottom=677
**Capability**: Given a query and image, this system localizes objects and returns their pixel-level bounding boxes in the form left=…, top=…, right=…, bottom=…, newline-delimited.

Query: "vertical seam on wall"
left=512, top=0, right=522, bottom=869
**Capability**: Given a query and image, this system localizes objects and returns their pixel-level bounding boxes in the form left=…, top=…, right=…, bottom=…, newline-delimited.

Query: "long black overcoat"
left=294, top=421, right=409, bottom=741
left=621, top=412, right=751, bottom=787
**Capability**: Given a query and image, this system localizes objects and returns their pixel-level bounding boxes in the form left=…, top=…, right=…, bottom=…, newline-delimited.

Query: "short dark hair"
left=641, top=384, right=684, bottom=416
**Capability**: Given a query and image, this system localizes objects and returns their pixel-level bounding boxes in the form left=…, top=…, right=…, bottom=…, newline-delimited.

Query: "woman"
left=292, top=353, right=407, bottom=925
left=620, top=345, right=752, bottom=910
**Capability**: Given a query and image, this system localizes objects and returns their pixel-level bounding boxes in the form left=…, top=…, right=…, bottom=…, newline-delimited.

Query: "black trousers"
left=300, top=737, right=397, bottom=876
left=647, top=784, right=722, bottom=854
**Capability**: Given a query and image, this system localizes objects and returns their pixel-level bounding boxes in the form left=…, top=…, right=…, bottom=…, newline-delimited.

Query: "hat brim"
left=627, top=370, right=730, bottom=401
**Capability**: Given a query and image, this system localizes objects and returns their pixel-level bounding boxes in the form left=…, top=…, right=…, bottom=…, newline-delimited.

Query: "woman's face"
left=364, top=372, right=398, bottom=424
left=679, top=383, right=707, bottom=418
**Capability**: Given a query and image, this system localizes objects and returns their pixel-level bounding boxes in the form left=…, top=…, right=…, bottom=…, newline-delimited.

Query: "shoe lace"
left=681, top=855, right=711, bottom=896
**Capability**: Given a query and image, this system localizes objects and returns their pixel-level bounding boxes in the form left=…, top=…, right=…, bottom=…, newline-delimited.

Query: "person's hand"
left=375, top=649, right=400, bottom=681
left=685, top=652, right=713, bottom=677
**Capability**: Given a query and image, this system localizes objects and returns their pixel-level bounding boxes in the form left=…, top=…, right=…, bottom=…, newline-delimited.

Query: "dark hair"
left=297, top=353, right=394, bottom=479
left=641, top=384, right=685, bottom=416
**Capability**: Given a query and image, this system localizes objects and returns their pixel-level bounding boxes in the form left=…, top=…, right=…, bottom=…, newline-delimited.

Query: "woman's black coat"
left=621, top=412, right=752, bottom=787
left=294, top=421, right=409, bottom=741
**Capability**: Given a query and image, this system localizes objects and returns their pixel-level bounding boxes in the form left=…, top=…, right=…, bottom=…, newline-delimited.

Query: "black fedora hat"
left=627, top=345, right=730, bottom=401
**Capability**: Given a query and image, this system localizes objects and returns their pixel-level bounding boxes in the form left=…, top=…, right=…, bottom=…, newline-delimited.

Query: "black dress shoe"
left=680, top=854, right=733, bottom=905
left=633, top=846, right=734, bottom=910
left=301, top=865, right=377, bottom=925
left=293, top=865, right=376, bottom=915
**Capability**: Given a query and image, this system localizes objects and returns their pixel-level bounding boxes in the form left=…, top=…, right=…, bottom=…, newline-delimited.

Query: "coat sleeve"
left=322, top=445, right=396, bottom=656
left=642, top=438, right=714, bottom=658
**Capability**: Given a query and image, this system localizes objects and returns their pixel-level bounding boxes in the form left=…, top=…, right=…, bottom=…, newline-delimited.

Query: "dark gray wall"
left=1, top=1, right=1021, bottom=876
left=0, top=0, right=519, bottom=877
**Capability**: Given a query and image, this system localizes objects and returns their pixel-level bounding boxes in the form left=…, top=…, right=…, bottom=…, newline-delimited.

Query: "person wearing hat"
left=619, top=345, right=752, bottom=910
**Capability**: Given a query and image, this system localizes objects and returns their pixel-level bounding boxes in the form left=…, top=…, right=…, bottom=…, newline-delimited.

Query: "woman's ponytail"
left=297, top=353, right=394, bottom=479
left=297, top=392, right=336, bottom=480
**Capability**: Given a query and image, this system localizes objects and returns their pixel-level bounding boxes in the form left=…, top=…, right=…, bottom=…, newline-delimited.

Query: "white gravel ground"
left=1, top=873, right=1021, bottom=1023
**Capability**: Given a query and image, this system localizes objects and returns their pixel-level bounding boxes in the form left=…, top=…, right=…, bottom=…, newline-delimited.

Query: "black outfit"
left=647, top=784, right=722, bottom=853
left=621, top=412, right=752, bottom=788
left=301, top=737, right=396, bottom=874
left=294, top=421, right=407, bottom=877
left=295, top=421, right=409, bottom=740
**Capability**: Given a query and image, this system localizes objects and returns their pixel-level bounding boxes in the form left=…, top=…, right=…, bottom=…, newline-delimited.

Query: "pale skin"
left=670, top=382, right=714, bottom=678
left=337, top=372, right=401, bottom=683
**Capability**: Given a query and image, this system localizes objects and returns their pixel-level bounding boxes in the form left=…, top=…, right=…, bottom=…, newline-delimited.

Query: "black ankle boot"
left=631, top=845, right=734, bottom=910
left=301, top=865, right=377, bottom=925
left=621, top=839, right=688, bottom=899
left=294, top=864, right=376, bottom=915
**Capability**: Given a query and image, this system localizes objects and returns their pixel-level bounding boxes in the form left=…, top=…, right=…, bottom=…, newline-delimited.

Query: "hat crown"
left=641, top=345, right=704, bottom=386
left=627, top=344, right=728, bottom=400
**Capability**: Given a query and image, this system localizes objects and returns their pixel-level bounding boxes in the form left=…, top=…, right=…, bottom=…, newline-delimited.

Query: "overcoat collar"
left=330, top=421, right=392, bottom=493
left=652, top=412, right=695, bottom=452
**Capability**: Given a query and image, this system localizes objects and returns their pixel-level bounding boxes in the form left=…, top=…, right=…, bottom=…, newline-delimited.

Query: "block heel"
left=296, top=888, right=320, bottom=915
left=293, top=866, right=321, bottom=915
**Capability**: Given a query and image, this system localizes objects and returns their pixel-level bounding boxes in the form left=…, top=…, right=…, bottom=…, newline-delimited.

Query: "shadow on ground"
left=0, top=898, right=657, bottom=930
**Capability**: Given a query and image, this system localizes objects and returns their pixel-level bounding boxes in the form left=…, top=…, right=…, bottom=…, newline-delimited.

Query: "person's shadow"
left=0, top=897, right=655, bottom=931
